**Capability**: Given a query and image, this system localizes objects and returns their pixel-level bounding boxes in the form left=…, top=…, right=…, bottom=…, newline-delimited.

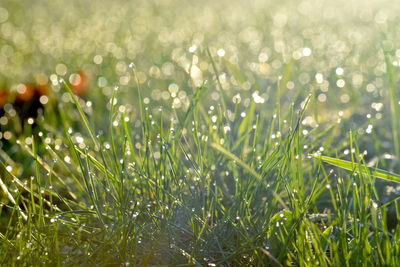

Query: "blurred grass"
left=1, top=0, right=400, bottom=265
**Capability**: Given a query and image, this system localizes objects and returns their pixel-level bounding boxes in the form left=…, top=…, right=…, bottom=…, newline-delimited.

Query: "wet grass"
left=1, top=0, right=400, bottom=266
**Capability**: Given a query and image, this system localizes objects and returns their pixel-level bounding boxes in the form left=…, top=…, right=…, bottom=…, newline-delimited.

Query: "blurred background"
left=0, top=0, right=399, bottom=168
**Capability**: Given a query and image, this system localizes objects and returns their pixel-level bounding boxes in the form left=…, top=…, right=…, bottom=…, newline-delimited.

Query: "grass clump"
left=1, top=67, right=399, bottom=265
left=1, top=0, right=400, bottom=266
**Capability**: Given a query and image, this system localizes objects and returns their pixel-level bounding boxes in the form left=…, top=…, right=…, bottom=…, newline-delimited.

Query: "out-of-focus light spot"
left=258, top=52, right=269, bottom=63
left=76, top=136, right=84, bottom=144
left=318, top=94, right=327, bottom=102
left=168, top=83, right=179, bottom=95
left=217, top=49, right=225, bottom=57
left=93, top=55, right=103, bottom=64
left=252, top=91, right=265, bottom=103
left=56, top=64, right=67, bottom=76
left=39, top=95, right=48, bottom=105
left=64, top=156, right=71, bottom=164
left=340, top=94, right=350, bottom=103
left=371, top=102, right=383, bottom=111
left=4, top=131, right=12, bottom=140
left=336, top=67, right=344, bottom=75
left=336, top=79, right=345, bottom=88
left=188, top=45, right=197, bottom=53
left=315, top=73, right=323, bottom=84
left=302, top=47, right=312, bottom=57
left=366, top=124, right=373, bottom=134
left=232, top=94, right=241, bottom=104
left=25, top=137, right=32, bottom=145
left=69, top=73, right=81, bottom=86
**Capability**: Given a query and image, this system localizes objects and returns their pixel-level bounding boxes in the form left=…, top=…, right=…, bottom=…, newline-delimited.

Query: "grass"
left=1, top=0, right=400, bottom=266
left=315, top=154, right=400, bottom=183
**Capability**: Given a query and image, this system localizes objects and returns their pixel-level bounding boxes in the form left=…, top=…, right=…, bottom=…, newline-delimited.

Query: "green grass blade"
left=315, top=155, right=400, bottom=183
left=210, top=142, right=262, bottom=180
left=61, top=80, right=99, bottom=148
left=383, top=48, right=400, bottom=159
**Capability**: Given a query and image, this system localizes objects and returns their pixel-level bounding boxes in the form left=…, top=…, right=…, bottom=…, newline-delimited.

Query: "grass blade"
left=61, top=80, right=98, bottom=148
left=315, top=155, right=400, bottom=183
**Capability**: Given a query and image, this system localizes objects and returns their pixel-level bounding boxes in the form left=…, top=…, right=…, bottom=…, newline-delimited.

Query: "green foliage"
left=315, top=155, right=400, bottom=183
left=1, top=0, right=400, bottom=266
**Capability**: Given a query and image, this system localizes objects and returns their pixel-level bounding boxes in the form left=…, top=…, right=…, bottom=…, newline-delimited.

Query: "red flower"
left=15, top=84, right=35, bottom=103
left=36, top=84, right=49, bottom=97
left=0, top=90, right=8, bottom=108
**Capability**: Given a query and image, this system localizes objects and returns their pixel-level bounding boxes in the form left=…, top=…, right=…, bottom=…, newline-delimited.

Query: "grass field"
left=1, top=0, right=400, bottom=265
